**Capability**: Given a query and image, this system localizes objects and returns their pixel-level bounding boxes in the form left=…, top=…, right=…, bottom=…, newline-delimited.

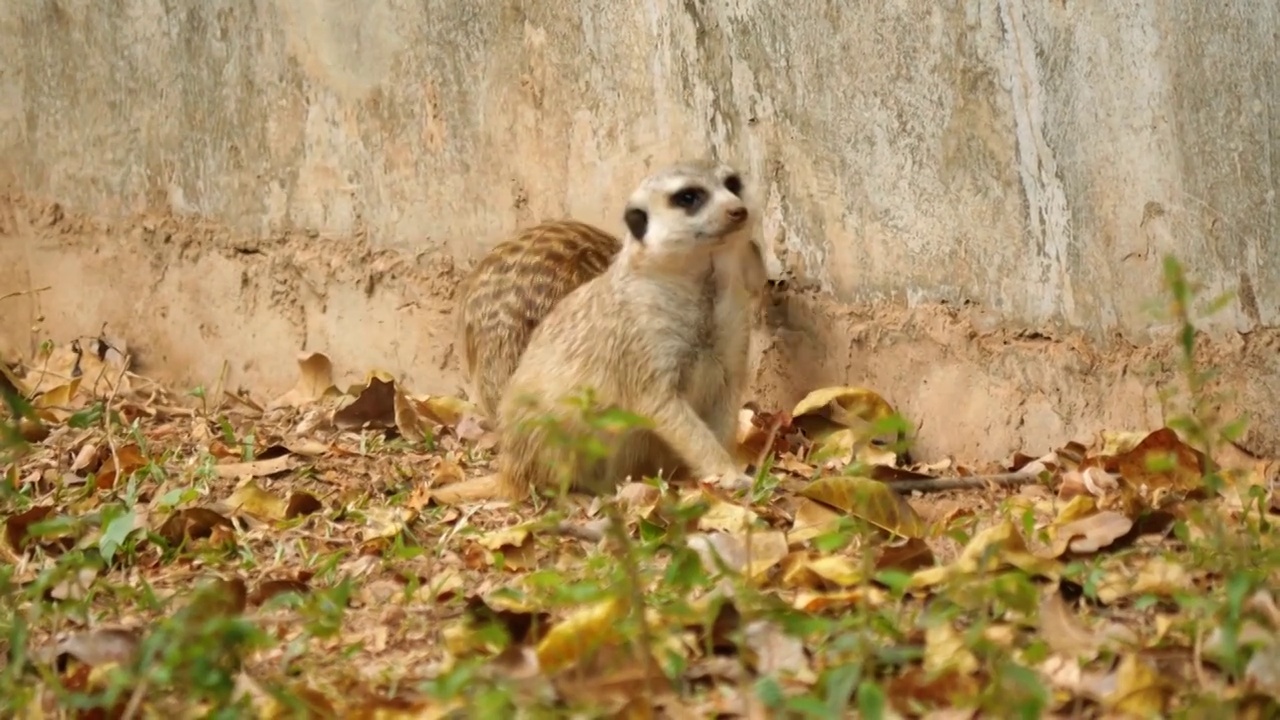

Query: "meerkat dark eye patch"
left=724, top=174, right=743, bottom=197
left=669, top=186, right=708, bottom=213
left=624, top=207, right=649, bottom=241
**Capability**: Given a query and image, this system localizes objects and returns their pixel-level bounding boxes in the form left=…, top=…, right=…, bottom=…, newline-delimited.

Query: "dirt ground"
left=5, top=189, right=1280, bottom=716
left=2, top=190, right=1278, bottom=467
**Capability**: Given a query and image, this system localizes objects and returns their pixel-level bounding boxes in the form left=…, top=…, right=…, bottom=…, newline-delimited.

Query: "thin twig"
left=118, top=675, right=149, bottom=720
left=736, top=415, right=782, bottom=718
left=1192, top=621, right=1210, bottom=691
left=603, top=501, right=656, bottom=715
left=884, top=472, right=1046, bottom=494
left=102, top=355, right=133, bottom=486
left=210, top=359, right=231, bottom=416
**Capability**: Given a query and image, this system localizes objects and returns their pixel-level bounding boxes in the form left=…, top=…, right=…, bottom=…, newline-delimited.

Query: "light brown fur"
left=497, top=160, right=766, bottom=499
left=455, top=220, right=623, bottom=419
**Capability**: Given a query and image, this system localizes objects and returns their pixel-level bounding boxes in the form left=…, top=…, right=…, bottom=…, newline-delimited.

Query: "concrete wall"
left=2, top=0, right=1277, bottom=460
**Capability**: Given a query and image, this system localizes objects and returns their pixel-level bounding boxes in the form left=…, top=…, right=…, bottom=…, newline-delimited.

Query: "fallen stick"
left=885, top=472, right=1048, bottom=494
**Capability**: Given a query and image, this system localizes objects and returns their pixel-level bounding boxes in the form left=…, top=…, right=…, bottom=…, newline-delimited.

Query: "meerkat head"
left=621, top=160, right=751, bottom=254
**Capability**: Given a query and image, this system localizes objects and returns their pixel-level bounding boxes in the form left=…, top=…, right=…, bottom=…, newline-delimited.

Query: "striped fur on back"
left=456, top=220, right=623, bottom=419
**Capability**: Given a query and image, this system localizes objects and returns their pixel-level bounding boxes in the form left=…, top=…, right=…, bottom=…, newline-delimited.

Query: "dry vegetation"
left=2, top=257, right=1279, bottom=719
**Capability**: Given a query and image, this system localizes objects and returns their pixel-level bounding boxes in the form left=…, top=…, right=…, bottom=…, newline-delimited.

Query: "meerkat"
left=496, top=159, right=766, bottom=500
left=455, top=220, right=623, bottom=420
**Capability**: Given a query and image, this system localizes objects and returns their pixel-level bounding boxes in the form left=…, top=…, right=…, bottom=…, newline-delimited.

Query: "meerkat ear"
left=624, top=207, right=648, bottom=241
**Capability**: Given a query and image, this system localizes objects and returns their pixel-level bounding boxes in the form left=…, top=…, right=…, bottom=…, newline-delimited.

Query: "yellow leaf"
left=393, top=386, right=432, bottom=442
left=807, top=427, right=856, bottom=467
left=344, top=368, right=397, bottom=397
left=213, top=454, right=300, bottom=480
left=800, top=475, right=926, bottom=539
left=793, top=586, right=889, bottom=612
left=688, top=531, right=789, bottom=583
left=536, top=597, right=628, bottom=674
left=356, top=506, right=416, bottom=543
left=419, top=395, right=475, bottom=427
left=923, top=621, right=979, bottom=676
left=779, top=550, right=823, bottom=589
left=804, top=555, right=867, bottom=587
left=268, top=352, right=338, bottom=409
left=1048, top=510, right=1134, bottom=557
left=792, top=386, right=898, bottom=430
left=477, top=525, right=532, bottom=551
left=908, top=520, right=1061, bottom=591
left=788, top=498, right=843, bottom=544
left=1095, top=557, right=1193, bottom=604
left=1052, top=494, right=1099, bottom=526
left=697, top=498, right=758, bottom=533
left=1098, top=430, right=1150, bottom=457
left=225, top=480, right=288, bottom=522
left=34, top=377, right=82, bottom=414
left=1104, top=655, right=1168, bottom=716
left=483, top=591, right=539, bottom=615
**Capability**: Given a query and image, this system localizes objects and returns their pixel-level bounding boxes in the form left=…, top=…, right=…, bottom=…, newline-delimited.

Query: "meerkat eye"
left=669, top=187, right=707, bottom=211
left=724, top=174, right=743, bottom=197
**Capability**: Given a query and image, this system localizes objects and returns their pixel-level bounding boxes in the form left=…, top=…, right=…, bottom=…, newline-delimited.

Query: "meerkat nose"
left=728, top=206, right=748, bottom=222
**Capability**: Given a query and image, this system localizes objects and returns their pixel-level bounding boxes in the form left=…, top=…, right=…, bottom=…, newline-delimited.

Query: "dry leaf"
left=1111, top=427, right=1207, bottom=495
left=791, top=386, right=898, bottom=434
left=924, top=621, right=979, bottom=676
left=157, top=507, right=235, bottom=547
left=697, top=498, right=758, bottom=533
left=1102, top=654, right=1168, bottom=716
left=93, top=443, right=150, bottom=489
left=334, top=376, right=398, bottom=430
left=908, top=520, right=1061, bottom=590
left=285, top=491, right=323, bottom=519
left=536, top=597, right=628, bottom=674
left=1049, top=510, right=1134, bottom=556
left=226, top=480, right=288, bottom=522
left=418, top=395, right=475, bottom=427
left=213, top=453, right=300, bottom=479
left=249, top=578, right=312, bottom=606
left=1039, top=590, right=1138, bottom=661
left=875, top=536, right=935, bottom=573
left=5, top=504, right=56, bottom=552
left=788, top=498, right=843, bottom=544
left=269, top=351, right=339, bottom=409
left=800, top=475, right=926, bottom=539
left=616, top=482, right=663, bottom=520
left=688, top=530, right=789, bottom=584
left=741, top=619, right=815, bottom=683
left=804, top=554, right=867, bottom=587
left=1094, top=556, right=1194, bottom=604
